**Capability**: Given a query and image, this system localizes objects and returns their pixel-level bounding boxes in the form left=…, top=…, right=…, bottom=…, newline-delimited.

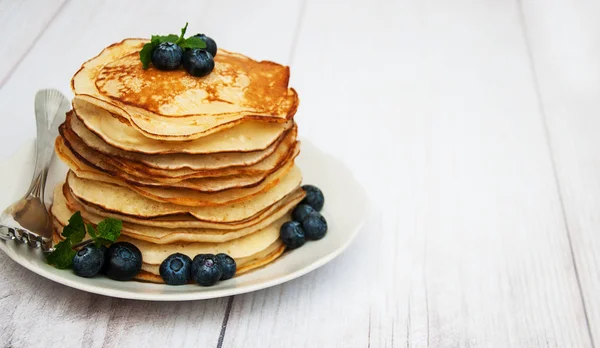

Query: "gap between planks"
left=515, top=0, right=596, bottom=346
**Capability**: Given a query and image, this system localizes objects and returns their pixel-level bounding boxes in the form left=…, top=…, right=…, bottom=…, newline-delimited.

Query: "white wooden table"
left=1, top=0, right=599, bottom=346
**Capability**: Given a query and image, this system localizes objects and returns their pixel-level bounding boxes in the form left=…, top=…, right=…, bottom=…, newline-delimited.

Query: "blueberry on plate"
left=151, top=42, right=183, bottom=70
left=72, top=245, right=105, bottom=277
left=160, top=253, right=192, bottom=285
left=193, top=33, right=217, bottom=57
left=183, top=49, right=215, bottom=77
left=215, top=253, right=236, bottom=280
left=292, top=204, right=316, bottom=222
left=302, top=212, right=328, bottom=240
left=301, top=185, right=325, bottom=211
left=280, top=221, right=305, bottom=249
left=105, top=242, right=143, bottom=281
left=192, top=254, right=222, bottom=286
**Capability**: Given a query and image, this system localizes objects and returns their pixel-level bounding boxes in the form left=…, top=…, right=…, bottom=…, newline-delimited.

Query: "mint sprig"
left=139, top=22, right=207, bottom=69
left=47, top=212, right=122, bottom=269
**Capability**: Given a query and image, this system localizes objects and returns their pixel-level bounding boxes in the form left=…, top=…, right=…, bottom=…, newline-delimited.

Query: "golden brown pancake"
left=62, top=183, right=305, bottom=230
left=52, top=184, right=304, bottom=243
left=52, top=221, right=287, bottom=283
left=72, top=98, right=294, bottom=155
left=64, top=157, right=294, bottom=207
left=59, top=119, right=299, bottom=181
left=55, top=136, right=291, bottom=193
left=68, top=110, right=291, bottom=171
left=135, top=242, right=286, bottom=283
left=72, top=39, right=299, bottom=140
left=54, top=39, right=303, bottom=282
left=66, top=165, right=302, bottom=222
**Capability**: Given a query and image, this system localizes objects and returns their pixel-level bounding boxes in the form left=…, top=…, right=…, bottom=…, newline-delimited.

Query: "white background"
left=1, top=0, right=599, bottom=347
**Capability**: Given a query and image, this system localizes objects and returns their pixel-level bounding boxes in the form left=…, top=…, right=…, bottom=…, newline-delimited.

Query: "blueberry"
left=302, top=212, right=328, bottom=240
left=183, top=49, right=215, bottom=77
left=159, top=253, right=192, bottom=285
left=151, top=42, right=183, bottom=70
left=292, top=204, right=316, bottom=222
left=193, top=33, right=217, bottom=57
left=105, top=242, right=142, bottom=281
left=192, top=254, right=222, bottom=286
left=72, top=245, right=105, bottom=277
left=215, top=253, right=236, bottom=280
left=280, top=221, right=305, bottom=249
left=301, top=185, right=325, bottom=211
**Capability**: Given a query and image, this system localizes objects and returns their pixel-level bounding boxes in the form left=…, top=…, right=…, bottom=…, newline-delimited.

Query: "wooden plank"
left=0, top=0, right=67, bottom=87
left=220, top=0, right=594, bottom=346
left=520, top=0, right=600, bottom=344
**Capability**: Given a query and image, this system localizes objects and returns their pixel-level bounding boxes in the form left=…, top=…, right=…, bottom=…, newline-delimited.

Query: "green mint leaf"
left=139, top=42, right=156, bottom=69
left=86, top=223, right=97, bottom=239
left=179, top=37, right=206, bottom=49
left=151, top=34, right=178, bottom=43
left=61, top=211, right=85, bottom=243
left=175, top=22, right=189, bottom=45
left=96, top=218, right=122, bottom=242
left=46, top=240, right=76, bottom=269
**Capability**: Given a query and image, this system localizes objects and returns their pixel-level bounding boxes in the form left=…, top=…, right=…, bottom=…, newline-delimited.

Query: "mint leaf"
left=86, top=223, right=97, bottom=239
left=47, top=211, right=123, bottom=270
left=47, top=240, right=76, bottom=269
left=152, top=34, right=178, bottom=43
left=96, top=218, right=122, bottom=242
left=180, top=37, right=206, bottom=50
left=47, top=212, right=85, bottom=268
left=175, top=22, right=189, bottom=45
left=140, top=41, right=156, bottom=69
left=61, top=211, right=85, bottom=243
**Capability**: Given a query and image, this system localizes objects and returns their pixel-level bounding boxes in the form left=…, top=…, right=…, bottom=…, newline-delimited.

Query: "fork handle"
left=25, top=92, right=61, bottom=199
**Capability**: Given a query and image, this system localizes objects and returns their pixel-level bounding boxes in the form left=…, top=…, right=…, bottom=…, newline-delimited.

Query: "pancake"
left=67, top=165, right=303, bottom=222
left=60, top=119, right=300, bottom=181
left=136, top=241, right=286, bottom=283
left=65, top=156, right=295, bottom=207
left=52, top=184, right=304, bottom=243
left=69, top=110, right=293, bottom=171
left=71, top=39, right=299, bottom=140
left=63, top=184, right=305, bottom=230
left=55, top=136, right=287, bottom=192
left=52, top=222, right=287, bottom=283
left=72, top=98, right=294, bottom=155
left=53, top=207, right=284, bottom=262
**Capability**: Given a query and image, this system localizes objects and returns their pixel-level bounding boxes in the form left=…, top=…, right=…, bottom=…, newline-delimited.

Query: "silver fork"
left=0, top=89, right=70, bottom=252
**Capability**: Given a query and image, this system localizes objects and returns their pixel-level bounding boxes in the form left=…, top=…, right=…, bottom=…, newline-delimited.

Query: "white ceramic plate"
left=0, top=139, right=369, bottom=301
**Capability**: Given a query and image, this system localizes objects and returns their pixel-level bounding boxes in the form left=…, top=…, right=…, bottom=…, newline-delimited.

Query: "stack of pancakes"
left=51, top=39, right=302, bottom=283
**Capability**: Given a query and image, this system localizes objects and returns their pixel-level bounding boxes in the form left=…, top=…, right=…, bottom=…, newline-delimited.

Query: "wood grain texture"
left=520, top=0, right=600, bottom=344
left=0, top=252, right=228, bottom=348
left=0, top=0, right=599, bottom=347
left=221, top=0, right=594, bottom=346
left=0, top=0, right=67, bottom=87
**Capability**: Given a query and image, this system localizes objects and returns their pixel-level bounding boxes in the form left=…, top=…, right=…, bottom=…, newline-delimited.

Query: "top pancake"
left=72, top=39, right=299, bottom=141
